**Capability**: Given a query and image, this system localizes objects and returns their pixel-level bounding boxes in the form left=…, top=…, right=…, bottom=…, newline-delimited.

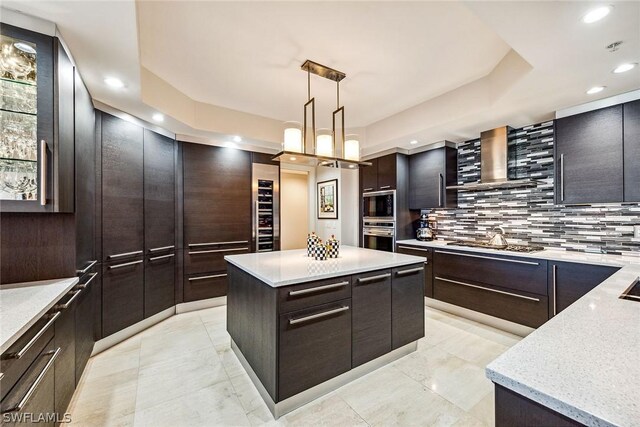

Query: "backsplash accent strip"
left=430, top=121, right=640, bottom=256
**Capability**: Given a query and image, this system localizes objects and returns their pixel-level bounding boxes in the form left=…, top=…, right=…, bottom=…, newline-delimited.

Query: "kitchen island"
left=224, top=246, right=426, bottom=418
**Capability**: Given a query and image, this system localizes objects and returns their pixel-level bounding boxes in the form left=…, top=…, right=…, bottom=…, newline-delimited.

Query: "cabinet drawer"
left=185, top=243, right=249, bottom=275
left=392, top=264, right=426, bottom=349
left=278, top=276, right=352, bottom=314
left=184, top=272, right=228, bottom=302
left=0, top=312, right=57, bottom=402
left=352, top=271, right=391, bottom=367
left=434, top=249, right=547, bottom=295
left=278, top=299, right=352, bottom=400
left=396, top=245, right=433, bottom=297
left=102, top=258, right=144, bottom=337
left=54, top=295, right=76, bottom=419
left=145, top=253, right=176, bottom=318
left=434, top=276, right=548, bottom=328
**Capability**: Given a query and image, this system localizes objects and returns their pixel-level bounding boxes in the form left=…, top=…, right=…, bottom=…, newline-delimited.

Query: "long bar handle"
left=436, top=277, right=541, bottom=302
left=148, top=245, right=174, bottom=253
left=379, top=185, right=391, bottom=190
left=434, top=250, right=540, bottom=266
left=76, top=260, right=97, bottom=275
left=188, top=273, right=227, bottom=281
left=552, top=264, right=557, bottom=316
left=4, top=312, right=61, bottom=359
left=357, top=273, right=391, bottom=284
left=255, top=200, right=260, bottom=244
left=108, top=260, right=143, bottom=270
left=397, top=245, right=430, bottom=253
left=188, top=241, right=249, bottom=248
left=289, top=306, right=349, bottom=325
left=75, top=272, right=98, bottom=290
left=396, top=267, right=425, bottom=276
left=1, top=348, right=61, bottom=414
left=149, top=253, right=175, bottom=261
left=39, top=139, right=47, bottom=206
left=560, top=154, right=564, bottom=202
left=289, top=281, right=349, bottom=296
left=108, top=250, right=143, bottom=259
left=438, top=173, right=443, bottom=207
left=363, top=187, right=374, bottom=192
left=189, top=247, right=248, bottom=255
left=54, top=290, right=82, bottom=311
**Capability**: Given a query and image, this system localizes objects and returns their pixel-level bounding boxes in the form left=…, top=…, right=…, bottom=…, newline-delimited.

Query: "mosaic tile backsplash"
left=429, top=120, right=640, bottom=255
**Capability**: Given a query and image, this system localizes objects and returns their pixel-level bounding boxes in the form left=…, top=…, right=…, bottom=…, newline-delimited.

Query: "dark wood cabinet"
left=555, top=105, right=624, bottom=204
left=278, top=276, right=351, bottom=314
left=392, top=264, right=425, bottom=349
left=278, top=299, right=352, bottom=400
left=102, top=259, right=144, bottom=337
left=54, top=292, right=76, bottom=418
left=100, top=113, right=144, bottom=261
left=396, top=244, right=432, bottom=297
left=352, top=270, right=391, bottom=367
left=409, top=147, right=457, bottom=209
left=623, top=100, right=640, bottom=202
left=360, top=158, right=378, bottom=192
left=145, top=254, right=176, bottom=316
left=549, top=261, right=619, bottom=316
left=376, top=154, right=397, bottom=190
left=184, top=272, right=228, bottom=302
left=75, top=269, right=99, bottom=384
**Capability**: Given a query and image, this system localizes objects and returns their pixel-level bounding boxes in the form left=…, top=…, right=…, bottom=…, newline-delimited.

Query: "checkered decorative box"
left=307, top=234, right=320, bottom=257
left=326, top=243, right=339, bottom=258
left=313, top=243, right=327, bottom=261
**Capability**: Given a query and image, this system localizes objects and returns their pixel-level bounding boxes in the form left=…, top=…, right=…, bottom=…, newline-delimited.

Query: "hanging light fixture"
left=272, top=60, right=371, bottom=169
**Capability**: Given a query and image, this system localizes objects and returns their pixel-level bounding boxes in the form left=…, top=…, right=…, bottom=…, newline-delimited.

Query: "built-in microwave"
left=362, top=189, right=395, bottom=220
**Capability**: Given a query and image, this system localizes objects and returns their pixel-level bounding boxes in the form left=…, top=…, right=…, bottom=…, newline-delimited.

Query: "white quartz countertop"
left=395, top=240, right=640, bottom=426
left=225, top=246, right=425, bottom=287
left=0, top=277, right=79, bottom=354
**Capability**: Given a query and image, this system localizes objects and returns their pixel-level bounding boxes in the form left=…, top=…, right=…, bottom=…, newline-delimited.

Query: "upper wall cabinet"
left=360, top=153, right=400, bottom=193
left=623, top=100, right=640, bottom=202
left=0, top=23, right=75, bottom=212
left=408, top=147, right=457, bottom=210
left=555, top=105, right=624, bottom=204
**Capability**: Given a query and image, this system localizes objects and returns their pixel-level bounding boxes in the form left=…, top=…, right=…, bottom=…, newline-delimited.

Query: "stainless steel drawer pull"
left=75, top=272, right=98, bottom=290
left=379, top=185, right=391, bottom=189
left=39, top=139, right=47, bottom=206
left=5, top=312, right=61, bottom=359
left=189, top=247, right=248, bottom=255
left=434, top=250, right=540, bottom=266
left=188, top=273, right=227, bottom=281
left=289, top=281, right=349, bottom=296
left=289, top=306, right=350, bottom=325
left=149, top=245, right=174, bottom=253
left=109, top=260, right=143, bottom=269
left=396, top=267, right=425, bottom=276
left=149, top=253, right=175, bottom=261
left=54, top=290, right=82, bottom=311
left=357, top=273, right=391, bottom=284
left=188, top=241, right=249, bottom=248
left=436, top=277, right=541, bottom=302
left=76, top=260, right=97, bottom=275
left=552, top=264, right=557, bottom=316
left=363, top=187, right=374, bottom=192
left=1, top=348, right=61, bottom=414
left=397, top=245, right=431, bottom=253
left=108, top=250, right=143, bottom=259
left=560, top=154, right=565, bottom=202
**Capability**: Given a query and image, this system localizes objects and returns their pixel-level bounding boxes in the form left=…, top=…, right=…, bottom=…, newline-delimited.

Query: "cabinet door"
left=54, top=293, right=76, bottom=418
left=360, top=158, right=378, bottom=192
left=409, top=148, right=445, bottom=209
left=145, top=254, right=175, bottom=317
left=396, top=244, right=432, bottom=297
left=624, top=100, right=640, bottom=202
left=74, top=72, right=96, bottom=271
left=392, top=264, right=425, bottom=348
left=555, top=105, right=623, bottom=204
left=101, top=113, right=144, bottom=260
left=183, top=143, right=251, bottom=247
left=144, top=129, right=175, bottom=252
left=278, top=299, right=351, bottom=400
left=549, top=261, right=619, bottom=316
left=352, top=270, right=391, bottom=367
left=183, top=272, right=228, bottom=302
left=75, top=269, right=99, bottom=383
left=102, top=259, right=144, bottom=337
left=376, top=154, right=397, bottom=190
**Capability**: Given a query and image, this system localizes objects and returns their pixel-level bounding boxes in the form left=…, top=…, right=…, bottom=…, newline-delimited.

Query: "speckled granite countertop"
left=0, top=277, right=79, bottom=354
left=397, top=239, right=640, bottom=427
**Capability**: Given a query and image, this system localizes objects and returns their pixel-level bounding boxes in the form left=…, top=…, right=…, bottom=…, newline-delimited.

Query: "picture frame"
left=317, top=179, right=338, bottom=219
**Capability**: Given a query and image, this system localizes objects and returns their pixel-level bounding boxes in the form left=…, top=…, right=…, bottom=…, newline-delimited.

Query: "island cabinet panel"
left=102, top=260, right=144, bottom=337
left=278, top=299, right=352, bottom=400
left=396, top=244, right=432, bottom=297
left=549, top=261, right=619, bottom=317
left=623, top=100, right=640, bottom=202
left=351, top=270, right=391, bottom=367
left=278, top=276, right=352, bottom=314
left=391, top=264, right=425, bottom=349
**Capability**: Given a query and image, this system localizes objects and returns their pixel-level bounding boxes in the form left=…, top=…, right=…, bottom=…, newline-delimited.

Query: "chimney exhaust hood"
left=446, top=126, right=539, bottom=191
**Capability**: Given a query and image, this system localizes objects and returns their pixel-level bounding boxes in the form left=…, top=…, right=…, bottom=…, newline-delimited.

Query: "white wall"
left=314, top=167, right=359, bottom=246
left=280, top=171, right=309, bottom=250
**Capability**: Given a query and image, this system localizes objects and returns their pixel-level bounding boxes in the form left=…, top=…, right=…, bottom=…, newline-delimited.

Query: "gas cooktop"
left=446, top=241, right=545, bottom=253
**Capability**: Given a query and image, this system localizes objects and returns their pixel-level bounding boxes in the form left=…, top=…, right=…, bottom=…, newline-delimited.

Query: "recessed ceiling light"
left=289, top=156, right=297, bottom=161
left=582, top=6, right=611, bottom=24
left=104, top=77, right=124, bottom=88
left=233, top=136, right=242, bottom=143
left=613, top=63, right=637, bottom=73
left=586, top=86, right=605, bottom=95
left=152, top=113, right=164, bottom=122
left=14, top=42, right=36, bottom=54
left=409, top=140, right=418, bottom=145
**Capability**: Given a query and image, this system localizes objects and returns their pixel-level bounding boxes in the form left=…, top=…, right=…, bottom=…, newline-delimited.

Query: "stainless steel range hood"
left=446, top=126, right=539, bottom=191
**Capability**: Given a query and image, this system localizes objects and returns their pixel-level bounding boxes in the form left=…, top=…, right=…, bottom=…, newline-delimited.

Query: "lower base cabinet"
left=184, top=272, right=228, bottom=302
left=75, top=270, right=99, bottom=384
left=396, top=245, right=432, bottom=297
left=392, top=265, right=426, bottom=348
left=352, top=271, right=391, bottom=367
left=54, top=292, right=77, bottom=420
left=145, top=253, right=176, bottom=317
left=102, top=259, right=144, bottom=337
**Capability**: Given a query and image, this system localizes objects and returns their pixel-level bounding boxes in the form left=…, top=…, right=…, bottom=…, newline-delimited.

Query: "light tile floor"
left=67, top=306, right=521, bottom=426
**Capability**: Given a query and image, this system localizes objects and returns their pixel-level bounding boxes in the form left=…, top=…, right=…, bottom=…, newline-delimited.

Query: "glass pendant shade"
left=283, top=121, right=303, bottom=153
left=316, top=129, right=333, bottom=157
left=344, top=135, right=360, bottom=161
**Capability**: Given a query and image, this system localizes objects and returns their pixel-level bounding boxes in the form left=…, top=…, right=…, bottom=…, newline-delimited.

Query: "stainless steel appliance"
left=363, top=219, right=395, bottom=252
left=362, top=189, right=396, bottom=252
left=362, top=189, right=395, bottom=220
left=252, top=164, right=280, bottom=252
